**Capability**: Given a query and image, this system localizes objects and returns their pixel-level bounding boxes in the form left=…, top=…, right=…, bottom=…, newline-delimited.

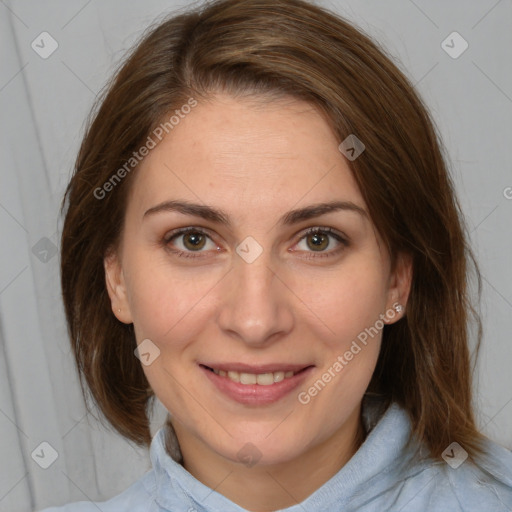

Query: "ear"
left=104, top=250, right=133, bottom=324
left=384, top=251, right=413, bottom=325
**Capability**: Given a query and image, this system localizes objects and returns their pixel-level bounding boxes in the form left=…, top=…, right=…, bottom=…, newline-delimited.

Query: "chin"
left=214, top=430, right=311, bottom=468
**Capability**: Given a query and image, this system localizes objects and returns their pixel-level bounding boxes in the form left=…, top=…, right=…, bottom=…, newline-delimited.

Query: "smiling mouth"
left=200, top=364, right=312, bottom=386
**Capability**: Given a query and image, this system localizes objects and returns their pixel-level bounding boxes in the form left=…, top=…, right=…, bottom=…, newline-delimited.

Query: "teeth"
left=274, top=371, right=285, bottom=383
left=256, top=373, right=275, bottom=385
left=228, top=371, right=240, bottom=382
left=211, top=368, right=298, bottom=385
left=240, top=373, right=257, bottom=385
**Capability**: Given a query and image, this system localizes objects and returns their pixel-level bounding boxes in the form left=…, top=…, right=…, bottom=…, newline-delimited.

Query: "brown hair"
left=60, top=0, right=485, bottom=459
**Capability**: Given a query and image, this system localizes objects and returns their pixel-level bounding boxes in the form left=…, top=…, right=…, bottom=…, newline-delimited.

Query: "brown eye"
left=163, top=227, right=218, bottom=258
left=182, top=231, right=207, bottom=251
left=294, top=227, right=348, bottom=259
left=306, top=232, right=330, bottom=251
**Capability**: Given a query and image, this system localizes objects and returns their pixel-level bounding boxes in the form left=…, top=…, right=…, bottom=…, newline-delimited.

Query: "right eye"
left=163, top=227, right=221, bottom=259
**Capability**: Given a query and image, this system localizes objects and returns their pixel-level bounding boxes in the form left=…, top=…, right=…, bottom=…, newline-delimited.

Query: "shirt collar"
left=149, top=396, right=420, bottom=512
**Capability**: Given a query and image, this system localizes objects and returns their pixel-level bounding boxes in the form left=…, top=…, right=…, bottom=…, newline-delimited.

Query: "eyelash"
left=162, top=226, right=349, bottom=260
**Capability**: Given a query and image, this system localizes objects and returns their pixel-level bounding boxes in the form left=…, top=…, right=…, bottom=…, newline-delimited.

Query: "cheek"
left=126, top=263, right=214, bottom=396
left=127, top=273, right=178, bottom=340
left=124, top=251, right=217, bottom=346
left=291, top=259, right=389, bottom=344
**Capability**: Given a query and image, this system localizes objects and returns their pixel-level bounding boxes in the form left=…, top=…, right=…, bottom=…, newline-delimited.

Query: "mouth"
left=199, top=364, right=311, bottom=386
left=198, top=362, right=315, bottom=405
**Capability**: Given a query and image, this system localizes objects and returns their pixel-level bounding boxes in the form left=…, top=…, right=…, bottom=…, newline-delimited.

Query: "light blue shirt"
left=40, top=397, right=512, bottom=511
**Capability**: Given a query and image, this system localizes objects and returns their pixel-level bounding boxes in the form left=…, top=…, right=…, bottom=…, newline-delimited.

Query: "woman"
left=41, top=0, right=512, bottom=510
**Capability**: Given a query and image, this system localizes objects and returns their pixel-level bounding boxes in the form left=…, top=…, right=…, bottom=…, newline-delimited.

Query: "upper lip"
left=200, top=362, right=313, bottom=374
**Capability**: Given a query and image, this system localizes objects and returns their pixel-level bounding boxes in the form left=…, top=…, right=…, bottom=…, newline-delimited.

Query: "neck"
left=169, top=404, right=366, bottom=512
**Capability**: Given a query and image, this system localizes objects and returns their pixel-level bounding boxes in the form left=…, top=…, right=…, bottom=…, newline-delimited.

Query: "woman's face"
left=105, top=93, right=411, bottom=467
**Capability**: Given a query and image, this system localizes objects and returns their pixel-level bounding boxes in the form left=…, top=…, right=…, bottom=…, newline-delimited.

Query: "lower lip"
left=200, top=365, right=314, bottom=405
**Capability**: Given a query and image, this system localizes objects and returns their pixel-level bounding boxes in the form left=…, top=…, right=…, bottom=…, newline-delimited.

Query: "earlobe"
left=104, top=251, right=133, bottom=324
left=385, top=252, right=413, bottom=324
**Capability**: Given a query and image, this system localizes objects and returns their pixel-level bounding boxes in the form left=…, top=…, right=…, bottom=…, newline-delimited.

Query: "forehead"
left=127, top=93, right=365, bottom=221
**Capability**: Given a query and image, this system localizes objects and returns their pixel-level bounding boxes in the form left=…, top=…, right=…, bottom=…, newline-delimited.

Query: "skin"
left=105, top=92, right=412, bottom=512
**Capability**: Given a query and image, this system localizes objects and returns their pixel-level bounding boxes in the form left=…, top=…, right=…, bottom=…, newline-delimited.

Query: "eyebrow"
left=143, top=199, right=368, bottom=226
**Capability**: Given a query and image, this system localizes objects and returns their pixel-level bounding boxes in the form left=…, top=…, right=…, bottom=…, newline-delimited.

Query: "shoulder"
left=36, top=470, right=158, bottom=512
left=389, top=439, right=512, bottom=512
left=350, top=399, right=512, bottom=511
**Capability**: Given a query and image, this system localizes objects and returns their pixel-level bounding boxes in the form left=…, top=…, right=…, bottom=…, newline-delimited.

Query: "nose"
left=216, top=249, right=294, bottom=347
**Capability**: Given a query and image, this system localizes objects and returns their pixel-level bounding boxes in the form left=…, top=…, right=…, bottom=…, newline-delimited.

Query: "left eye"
left=293, top=227, right=347, bottom=257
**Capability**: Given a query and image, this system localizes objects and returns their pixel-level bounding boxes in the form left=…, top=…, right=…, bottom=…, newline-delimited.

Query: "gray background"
left=1, top=0, right=511, bottom=510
